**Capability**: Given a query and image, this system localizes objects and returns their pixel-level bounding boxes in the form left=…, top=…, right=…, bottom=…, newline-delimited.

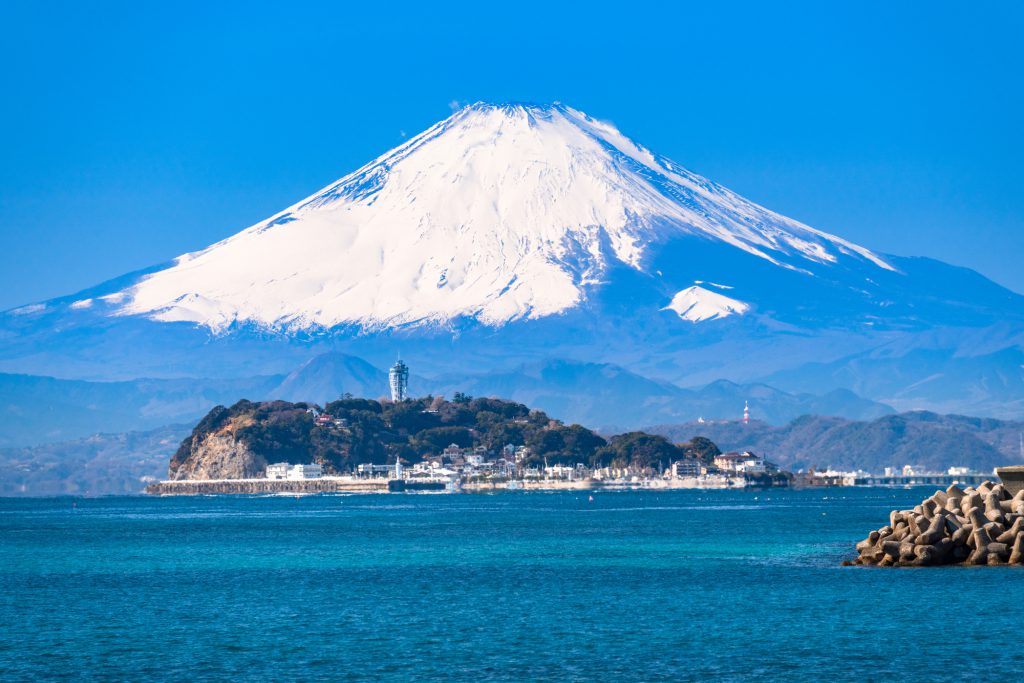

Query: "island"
left=145, top=395, right=790, bottom=495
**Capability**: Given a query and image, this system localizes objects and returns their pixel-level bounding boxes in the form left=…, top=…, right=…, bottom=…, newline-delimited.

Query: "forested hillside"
left=649, top=412, right=1024, bottom=473
left=170, top=396, right=700, bottom=479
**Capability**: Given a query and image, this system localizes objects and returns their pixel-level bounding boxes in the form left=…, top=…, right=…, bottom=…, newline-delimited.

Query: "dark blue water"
left=2, top=488, right=1022, bottom=682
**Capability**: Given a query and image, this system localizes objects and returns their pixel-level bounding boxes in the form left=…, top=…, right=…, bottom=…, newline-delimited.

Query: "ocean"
left=2, top=488, right=1022, bottom=682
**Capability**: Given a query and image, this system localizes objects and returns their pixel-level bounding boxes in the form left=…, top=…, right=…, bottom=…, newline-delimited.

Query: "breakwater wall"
left=849, top=480, right=1024, bottom=567
left=146, top=477, right=389, bottom=496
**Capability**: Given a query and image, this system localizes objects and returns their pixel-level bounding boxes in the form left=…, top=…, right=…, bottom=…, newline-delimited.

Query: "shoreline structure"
left=849, top=476, right=1024, bottom=566
left=145, top=471, right=993, bottom=496
left=146, top=476, right=728, bottom=496
left=150, top=371, right=1002, bottom=497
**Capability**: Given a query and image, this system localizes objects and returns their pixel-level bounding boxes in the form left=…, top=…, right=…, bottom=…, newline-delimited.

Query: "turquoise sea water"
left=2, top=488, right=1023, bottom=682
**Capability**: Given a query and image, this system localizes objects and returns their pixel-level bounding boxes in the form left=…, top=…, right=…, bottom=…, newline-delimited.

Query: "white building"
left=544, top=465, right=578, bottom=480
left=357, top=463, right=392, bottom=477
left=671, top=459, right=702, bottom=478
left=266, top=463, right=323, bottom=480
left=287, top=463, right=322, bottom=480
left=738, top=456, right=766, bottom=474
left=713, top=452, right=766, bottom=474
left=266, top=463, right=289, bottom=480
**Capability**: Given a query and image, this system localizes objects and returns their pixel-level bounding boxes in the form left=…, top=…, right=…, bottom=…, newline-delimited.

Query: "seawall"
left=146, top=477, right=389, bottom=496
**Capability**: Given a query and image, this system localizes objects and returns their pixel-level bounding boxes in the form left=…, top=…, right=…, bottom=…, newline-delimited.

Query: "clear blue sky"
left=1, top=1, right=1022, bottom=310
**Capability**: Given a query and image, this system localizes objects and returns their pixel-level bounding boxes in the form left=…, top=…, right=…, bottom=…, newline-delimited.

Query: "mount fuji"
left=2, top=102, right=1023, bottom=425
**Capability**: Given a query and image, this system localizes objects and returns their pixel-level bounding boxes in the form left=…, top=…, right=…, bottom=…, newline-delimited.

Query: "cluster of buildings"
left=266, top=462, right=324, bottom=480
left=263, top=446, right=990, bottom=490
left=668, top=451, right=777, bottom=478
left=268, top=443, right=785, bottom=489
left=794, top=465, right=990, bottom=488
left=406, top=444, right=520, bottom=479
left=661, top=451, right=783, bottom=488
left=262, top=362, right=994, bottom=491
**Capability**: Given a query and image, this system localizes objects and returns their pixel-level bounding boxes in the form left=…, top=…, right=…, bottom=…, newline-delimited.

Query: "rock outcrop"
left=169, top=432, right=267, bottom=480
left=167, top=401, right=290, bottom=480
left=849, top=481, right=1024, bottom=566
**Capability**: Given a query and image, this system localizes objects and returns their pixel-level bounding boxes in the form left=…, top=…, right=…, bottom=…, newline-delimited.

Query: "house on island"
left=356, top=464, right=392, bottom=478
left=266, top=463, right=323, bottom=480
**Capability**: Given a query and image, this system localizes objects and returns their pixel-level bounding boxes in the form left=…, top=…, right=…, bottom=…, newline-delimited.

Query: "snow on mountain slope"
left=113, top=102, right=893, bottom=332
left=663, top=286, right=750, bottom=323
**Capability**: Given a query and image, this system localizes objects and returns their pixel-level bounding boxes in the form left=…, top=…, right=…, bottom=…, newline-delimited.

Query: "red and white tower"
left=743, top=400, right=750, bottom=425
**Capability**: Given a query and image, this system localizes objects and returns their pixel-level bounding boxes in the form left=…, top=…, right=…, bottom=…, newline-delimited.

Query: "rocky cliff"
left=170, top=432, right=268, bottom=480
left=167, top=400, right=315, bottom=480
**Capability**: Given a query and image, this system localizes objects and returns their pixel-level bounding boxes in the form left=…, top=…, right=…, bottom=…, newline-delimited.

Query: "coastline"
left=146, top=475, right=758, bottom=496
left=145, top=477, right=389, bottom=496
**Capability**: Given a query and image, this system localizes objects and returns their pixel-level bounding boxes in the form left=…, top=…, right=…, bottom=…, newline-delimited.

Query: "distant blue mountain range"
left=0, top=353, right=894, bottom=448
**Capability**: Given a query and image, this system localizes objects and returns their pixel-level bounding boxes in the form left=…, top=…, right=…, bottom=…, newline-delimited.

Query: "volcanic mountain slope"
left=1, top=102, right=1022, bottom=418
left=92, top=102, right=895, bottom=331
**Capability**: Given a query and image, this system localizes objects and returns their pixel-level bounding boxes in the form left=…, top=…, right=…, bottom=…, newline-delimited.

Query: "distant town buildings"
left=796, top=465, right=989, bottom=488
left=253, top=445, right=991, bottom=491
left=266, top=463, right=323, bottom=480
left=357, top=464, right=392, bottom=477
left=261, top=388, right=991, bottom=492
left=266, top=463, right=288, bottom=480
left=389, top=360, right=409, bottom=401
left=713, top=451, right=772, bottom=475
left=671, top=459, right=702, bottom=478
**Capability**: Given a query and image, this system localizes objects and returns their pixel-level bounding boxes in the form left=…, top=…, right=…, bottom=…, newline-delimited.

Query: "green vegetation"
left=590, top=432, right=682, bottom=469
left=173, top=396, right=720, bottom=474
left=679, top=436, right=722, bottom=464
left=650, top=412, right=1018, bottom=473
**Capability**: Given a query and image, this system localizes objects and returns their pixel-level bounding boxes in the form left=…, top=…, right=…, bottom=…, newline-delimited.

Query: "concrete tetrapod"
left=847, top=482, right=1024, bottom=567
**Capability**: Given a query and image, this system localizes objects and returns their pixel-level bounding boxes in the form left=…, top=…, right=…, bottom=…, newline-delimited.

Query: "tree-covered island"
left=168, top=395, right=784, bottom=486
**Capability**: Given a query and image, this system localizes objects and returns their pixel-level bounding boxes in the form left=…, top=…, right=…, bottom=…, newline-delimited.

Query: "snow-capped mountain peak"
left=111, top=101, right=893, bottom=332
left=663, top=286, right=751, bottom=323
